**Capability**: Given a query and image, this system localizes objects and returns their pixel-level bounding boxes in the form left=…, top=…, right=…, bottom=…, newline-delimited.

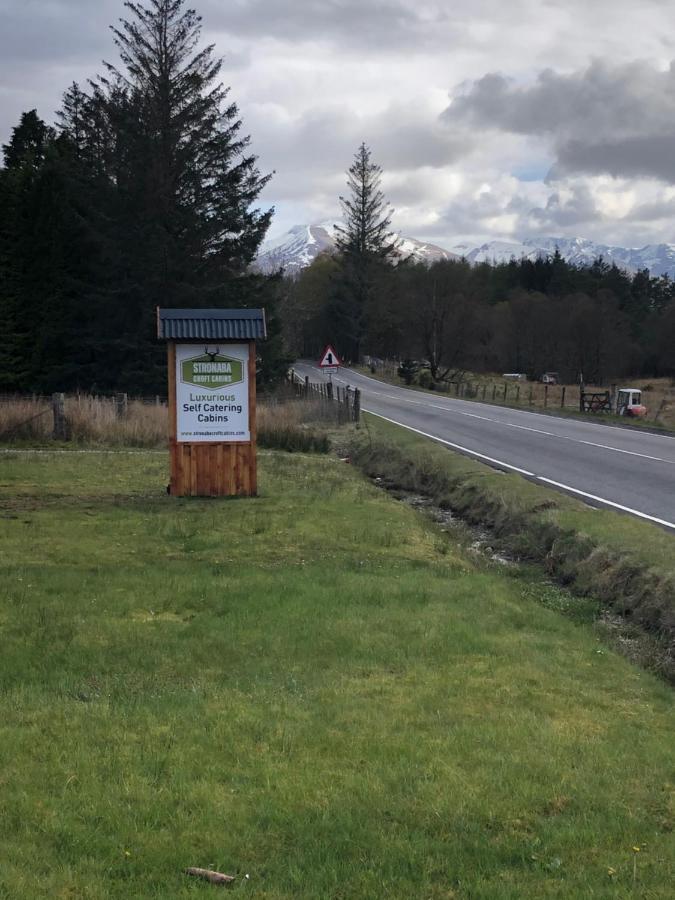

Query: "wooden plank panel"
left=209, top=444, right=218, bottom=497
left=248, top=341, right=257, bottom=496
left=168, top=344, right=179, bottom=495
left=227, top=445, right=237, bottom=495
left=216, top=444, right=225, bottom=496
left=238, top=445, right=245, bottom=496
left=195, top=445, right=207, bottom=496
left=188, top=444, right=197, bottom=497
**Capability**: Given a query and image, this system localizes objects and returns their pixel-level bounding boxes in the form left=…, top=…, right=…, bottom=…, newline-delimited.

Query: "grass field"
left=0, top=449, right=674, bottom=898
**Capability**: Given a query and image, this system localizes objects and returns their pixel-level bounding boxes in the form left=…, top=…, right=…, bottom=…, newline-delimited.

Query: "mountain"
left=255, top=222, right=458, bottom=275
left=257, top=225, right=675, bottom=278
left=450, top=237, right=675, bottom=277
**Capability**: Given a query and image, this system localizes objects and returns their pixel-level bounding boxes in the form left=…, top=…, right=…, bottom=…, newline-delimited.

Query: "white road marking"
left=362, top=410, right=536, bottom=476
left=364, top=409, right=675, bottom=530
left=299, top=366, right=675, bottom=464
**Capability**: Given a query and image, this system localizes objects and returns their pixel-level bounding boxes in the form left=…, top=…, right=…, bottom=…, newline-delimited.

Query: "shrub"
left=418, top=370, right=434, bottom=390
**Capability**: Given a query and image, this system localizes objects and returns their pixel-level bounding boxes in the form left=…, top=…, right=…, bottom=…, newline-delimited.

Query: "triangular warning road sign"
left=319, top=345, right=341, bottom=368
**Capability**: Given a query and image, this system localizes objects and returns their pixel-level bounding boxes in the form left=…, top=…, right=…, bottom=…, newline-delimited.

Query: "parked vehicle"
left=541, top=372, right=559, bottom=385
left=615, top=388, right=647, bottom=417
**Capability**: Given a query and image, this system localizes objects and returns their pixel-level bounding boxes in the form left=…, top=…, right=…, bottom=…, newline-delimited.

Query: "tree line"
left=281, top=149, right=675, bottom=385
left=0, top=0, right=288, bottom=395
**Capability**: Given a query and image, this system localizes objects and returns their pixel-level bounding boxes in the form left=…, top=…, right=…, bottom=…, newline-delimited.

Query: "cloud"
left=201, top=0, right=465, bottom=53
left=444, top=59, right=675, bottom=184
left=5, top=0, right=675, bottom=248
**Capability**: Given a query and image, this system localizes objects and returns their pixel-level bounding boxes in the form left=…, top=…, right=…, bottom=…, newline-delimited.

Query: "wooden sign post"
left=157, top=308, right=267, bottom=497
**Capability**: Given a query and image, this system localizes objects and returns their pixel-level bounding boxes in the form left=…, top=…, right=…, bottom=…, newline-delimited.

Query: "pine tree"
left=331, top=143, right=398, bottom=361
left=52, top=0, right=279, bottom=391
left=335, top=143, right=398, bottom=261
left=0, top=112, right=58, bottom=389
left=100, top=0, right=273, bottom=289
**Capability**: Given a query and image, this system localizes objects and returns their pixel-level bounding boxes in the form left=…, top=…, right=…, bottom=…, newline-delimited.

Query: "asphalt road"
left=293, top=363, right=675, bottom=530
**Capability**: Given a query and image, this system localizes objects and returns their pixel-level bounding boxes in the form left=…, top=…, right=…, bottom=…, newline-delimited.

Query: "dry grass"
left=0, top=391, right=341, bottom=452
left=258, top=394, right=340, bottom=452
left=0, top=395, right=169, bottom=447
left=0, top=396, right=52, bottom=441
left=66, top=396, right=168, bottom=447
left=469, top=376, right=675, bottom=426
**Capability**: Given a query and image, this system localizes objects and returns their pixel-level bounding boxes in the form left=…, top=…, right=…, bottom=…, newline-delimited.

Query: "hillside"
left=255, top=222, right=458, bottom=274
left=258, top=224, right=675, bottom=278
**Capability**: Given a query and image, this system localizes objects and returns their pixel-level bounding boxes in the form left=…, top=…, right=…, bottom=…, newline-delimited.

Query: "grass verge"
left=1, top=449, right=674, bottom=897
left=351, top=415, right=675, bottom=681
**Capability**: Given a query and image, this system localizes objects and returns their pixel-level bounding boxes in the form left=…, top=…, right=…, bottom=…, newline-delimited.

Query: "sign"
left=319, top=345, right=341, bottom=368
left=175, top=343, right=250, bottom=443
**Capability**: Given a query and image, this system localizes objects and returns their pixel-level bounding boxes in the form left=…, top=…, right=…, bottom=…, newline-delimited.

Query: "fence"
left=0, top=392, right=168, bottom=444
left=441, top=379, right=581, bottom=411
left=288, top=371, right=361, bottom=424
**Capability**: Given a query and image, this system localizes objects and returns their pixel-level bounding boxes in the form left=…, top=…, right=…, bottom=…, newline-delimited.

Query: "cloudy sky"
left=3, top=0, right=675, bottom=248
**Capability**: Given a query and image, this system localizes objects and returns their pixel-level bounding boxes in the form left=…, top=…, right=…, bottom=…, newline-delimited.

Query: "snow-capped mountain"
left=450, top=237, right=675, bottom=277
left=257, top=225, right=675, bottom=278
left=255, top=222, right=458, bottom=275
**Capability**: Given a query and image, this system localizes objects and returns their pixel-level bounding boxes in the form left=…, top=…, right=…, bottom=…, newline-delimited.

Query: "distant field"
left=0, top=450, right=673, bottom=897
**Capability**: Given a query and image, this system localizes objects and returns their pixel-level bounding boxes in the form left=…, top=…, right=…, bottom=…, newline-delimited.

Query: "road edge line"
left=363, top=408, right=675, bottom=531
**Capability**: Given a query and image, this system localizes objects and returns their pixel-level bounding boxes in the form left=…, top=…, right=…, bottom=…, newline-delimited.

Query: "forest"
left=281, top=241, right=675, bottom=386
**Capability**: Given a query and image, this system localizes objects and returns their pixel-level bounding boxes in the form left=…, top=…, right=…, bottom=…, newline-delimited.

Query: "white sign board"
left=175, top=343, right=250, bottom=443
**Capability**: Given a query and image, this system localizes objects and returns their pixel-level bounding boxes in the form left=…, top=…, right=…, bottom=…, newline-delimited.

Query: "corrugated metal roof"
left=157, top=308, right=267, bottom=341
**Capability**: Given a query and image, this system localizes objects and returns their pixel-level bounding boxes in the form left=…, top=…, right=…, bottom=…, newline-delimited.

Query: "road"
left=293, top=363, right=675, bottom=530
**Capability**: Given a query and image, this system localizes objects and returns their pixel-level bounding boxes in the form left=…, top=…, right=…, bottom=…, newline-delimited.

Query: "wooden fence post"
left=52, top=392, right=67, bottom=440
left=528, top=386, right=533, bottom=406
left=327, top=380, right=333, bottom=400
left=304, top=375, right=309, bottom=396
left=544, top=384, right=549, bottom=408
left=115, top=392, right=128, bottom=418
left=353, top=389, right=361, bottom=423
left=515, top=385, right=520, bottom=403
left=503, top=383, right=508, bottom=403
left=561, top=386, right=566, bottom=408
left=492, top=385, right=497, bottom=401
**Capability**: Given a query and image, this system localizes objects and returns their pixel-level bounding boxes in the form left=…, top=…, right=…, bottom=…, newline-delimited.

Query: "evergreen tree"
left=0, top=3, right=286, bottom=394
left=331, top=143, right=398, bottom=360
left=335, top=143, right=398, bottom=261
left=0, top=112, right=58, bottom=388
left=100, top=0, right=273, bottom=288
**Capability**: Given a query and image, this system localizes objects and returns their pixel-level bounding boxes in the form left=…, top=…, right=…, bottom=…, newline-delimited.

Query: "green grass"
left=0, top=449, right=674, bottom=898
left=353, top=416, right=675, bottom=673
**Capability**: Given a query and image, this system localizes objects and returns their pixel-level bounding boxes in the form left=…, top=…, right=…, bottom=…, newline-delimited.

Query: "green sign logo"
left=181, top=352, right=244, bottom=389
